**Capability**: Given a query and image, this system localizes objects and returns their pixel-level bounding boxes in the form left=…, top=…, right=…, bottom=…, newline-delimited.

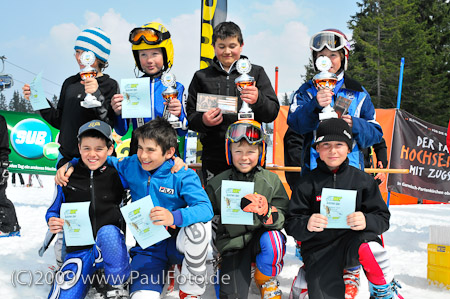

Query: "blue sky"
left=0, top=0, right=360, bottom=102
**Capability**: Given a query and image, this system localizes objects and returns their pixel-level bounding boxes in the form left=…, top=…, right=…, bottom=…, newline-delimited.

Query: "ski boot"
left=289, top=265, right=308, bottom=299
left=254, top=268, right=282, bottom=299
left=343, top=267, right=360, bottom=299
left=179, top=289, right=202, bottom=299
left=369, top=279, right=403, bottom=299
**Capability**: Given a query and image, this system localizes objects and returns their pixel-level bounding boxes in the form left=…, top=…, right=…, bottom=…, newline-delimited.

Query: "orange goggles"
left=129, top=28, right=171, bottom=45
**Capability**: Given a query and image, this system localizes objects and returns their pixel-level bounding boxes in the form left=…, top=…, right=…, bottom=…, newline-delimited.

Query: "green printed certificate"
left=61, top=202, right=95, bottom=246
left=221, top=180, right=254, bottom=225
left=121, top=77, right=151, bottom=118
left=120, top=195, right=170, bottom=249
left=320, top=188, right=357, bottom=229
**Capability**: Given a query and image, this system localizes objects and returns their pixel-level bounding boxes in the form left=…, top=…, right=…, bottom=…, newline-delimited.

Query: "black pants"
left=0, top=184, right=20, bottom=233
left=11, top=173, right=24, bottom=185
left=201, top=159, right=230, bottom=185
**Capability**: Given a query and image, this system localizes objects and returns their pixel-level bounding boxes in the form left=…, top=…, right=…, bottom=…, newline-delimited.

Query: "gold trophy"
left=161, top=72, right=182, bottom=129
left=235, top=58, right=255, bottom=120
left=313, top=56, right=338, bottom=120
left=79, top=51, right=101, bottom=108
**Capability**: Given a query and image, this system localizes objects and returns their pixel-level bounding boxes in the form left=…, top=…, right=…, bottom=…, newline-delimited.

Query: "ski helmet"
left=225, top=119, right=268, bottom=167
left=129, top=22, right=174, bottom=72
left=310, top=29, right=350, bottom=71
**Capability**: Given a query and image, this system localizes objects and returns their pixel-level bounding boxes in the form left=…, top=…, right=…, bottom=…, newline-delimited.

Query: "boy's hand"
left=347, top=212, right=366, bottom=231
left=81, top=77, right=99, bottom=94
left=150, top=206, right=174, bottom=226
left=55, top=162, right=74, bottom=186
left=240, top=85, right=259, bottom=105
left=171, top=156, right=188, bottom=173
left=241, top=193, right=268, bottom=216
left=165, top=98, right=182, bottom=117
left=48, top=217, right=64, bottom=234
left=307, top=213, right=328, bottom=232
left=22, top=84, right=31, bottom=100
left=342, top=114, right=353, bottom=128
left=316, top=89, right=333, bottom=108
left=202, top=108, right=223, bottom=127
left=111, top=94, right=124, bottom=115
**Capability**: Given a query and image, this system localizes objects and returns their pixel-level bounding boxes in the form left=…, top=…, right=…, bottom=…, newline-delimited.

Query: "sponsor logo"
left=316, top=195, right=322, bottom=201
left=159, top=186, right=174, bottom=195
left=10, top=119, right=53, bottom=159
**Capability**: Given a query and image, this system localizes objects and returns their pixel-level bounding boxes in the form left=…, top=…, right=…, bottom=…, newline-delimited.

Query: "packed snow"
left=1, top=175, right=450, bottom=298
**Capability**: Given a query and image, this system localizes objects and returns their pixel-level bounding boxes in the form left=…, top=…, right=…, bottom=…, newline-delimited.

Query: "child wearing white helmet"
left=111, top=22, right=188, bottom=156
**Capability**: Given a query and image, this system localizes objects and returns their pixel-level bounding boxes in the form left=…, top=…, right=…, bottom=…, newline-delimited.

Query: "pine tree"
left=50, top=94, right=58, bottom=108
left=0, top=93, right=7, bottom=110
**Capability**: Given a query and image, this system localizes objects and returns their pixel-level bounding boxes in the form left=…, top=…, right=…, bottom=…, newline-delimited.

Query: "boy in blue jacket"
left=46, top=120, right=130, bottom=299
left=58, top=117, right=213, bottom=299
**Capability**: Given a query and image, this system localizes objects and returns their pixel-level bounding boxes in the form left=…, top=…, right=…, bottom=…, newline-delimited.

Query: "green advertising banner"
left=2, top=110, right=60, bottom=175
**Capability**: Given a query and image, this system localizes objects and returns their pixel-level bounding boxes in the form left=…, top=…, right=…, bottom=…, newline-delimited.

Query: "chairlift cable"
left=6, top=77, right=56, bottom=97
left=4, top=60, right=61, bottom=87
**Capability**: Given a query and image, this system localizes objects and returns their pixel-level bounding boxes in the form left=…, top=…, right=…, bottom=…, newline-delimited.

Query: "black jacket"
left=186, top=56, right=279, bottom=164
left=39, top=74, right=118, bottom=167
left=285, top=158, right=390, bottom=257
left=48, top=162, right=125, bottom=253
left=0, top=115, right=10, bottom=163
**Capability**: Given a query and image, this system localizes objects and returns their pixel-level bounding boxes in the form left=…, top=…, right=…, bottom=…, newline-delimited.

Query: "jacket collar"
left=316, top=158, right=349, bottom=174
left=212, top=55, right=249, bottom=74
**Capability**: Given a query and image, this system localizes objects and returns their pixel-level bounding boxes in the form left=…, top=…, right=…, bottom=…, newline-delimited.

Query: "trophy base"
left=319, top=111, right=338, bottom=121
left=238, top=112, right=254, bottom=120
left=80, top=95, right=101, bottom=109
left=170, top=121, right=182, bottom=129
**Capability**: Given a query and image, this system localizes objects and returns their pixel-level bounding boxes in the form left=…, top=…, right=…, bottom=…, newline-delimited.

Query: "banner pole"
left=396, top=57, right=405, bottom=109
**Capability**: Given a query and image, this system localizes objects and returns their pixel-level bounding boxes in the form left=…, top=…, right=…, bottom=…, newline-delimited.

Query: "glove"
left=0, top=160, right=10, bottom=186
left=240, top=193, right=278, bottom=225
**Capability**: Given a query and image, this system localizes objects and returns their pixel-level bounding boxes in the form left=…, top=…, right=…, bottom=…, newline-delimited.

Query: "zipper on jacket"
left=90, top=170, right=97, bottom=235
left=333, top=173, right=337, bottom=188
left=217, top=82, right=221, bottom=94
left=226, top=75, right=230, bottom=95
left=146, top=176, right=151, bottom=196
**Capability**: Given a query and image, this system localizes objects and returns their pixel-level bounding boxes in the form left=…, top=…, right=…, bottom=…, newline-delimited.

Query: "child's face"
left=138, top=48, right=164, bottom=75
left=75, top=49, right=100, bottom=71
left=78, top=137, right=113, bottom=171
left=137, top=138, right=174, bottom=171
left=214, top=36, right=243, bottom=70
left=231, top=141, right=259, bottom=173
left=316, top=141, right=350, bottom=171
left=317, top=48, right=342, bottom=74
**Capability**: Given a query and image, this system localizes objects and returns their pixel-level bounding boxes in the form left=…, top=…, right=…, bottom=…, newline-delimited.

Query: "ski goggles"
left=310, top=31, right=349, bottom=52
left=129, top=28, right=171, bottom=45
left=226, top=121, right=266, bottom=145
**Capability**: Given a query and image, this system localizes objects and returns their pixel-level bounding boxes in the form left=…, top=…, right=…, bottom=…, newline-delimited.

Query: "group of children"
left=18, top=18, right=403, bottom=299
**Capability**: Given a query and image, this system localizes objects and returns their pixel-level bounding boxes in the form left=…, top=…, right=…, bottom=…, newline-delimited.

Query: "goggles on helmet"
left=226, top=121, right=265, bottom=145
left=310, top=31, right=349, bottom=52
left=129, top=27, right=171, bottom=45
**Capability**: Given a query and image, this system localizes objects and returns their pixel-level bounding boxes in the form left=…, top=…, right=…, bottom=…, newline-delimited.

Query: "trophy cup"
left=79, top=51, right=101, bottom=108
left=235, top=58, right=255, bottom=120
left=313, top=56, right=338, bottom=120
left=161, top=72, right=182, bottom=129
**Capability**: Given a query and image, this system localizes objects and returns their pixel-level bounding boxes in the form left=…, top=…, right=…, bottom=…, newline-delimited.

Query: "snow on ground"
left=1, top=175, right=450, bottom=298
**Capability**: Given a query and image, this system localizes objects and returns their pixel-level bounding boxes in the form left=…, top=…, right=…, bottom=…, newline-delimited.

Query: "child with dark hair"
left=285, top=118, right=403, bottom=299
left=186, top=21, right=279, bottom=184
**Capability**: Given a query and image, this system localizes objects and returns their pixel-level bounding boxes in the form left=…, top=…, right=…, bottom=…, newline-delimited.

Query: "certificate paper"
left=320, top=188, right=357, bottom=229
left=60, top=202, right=95, bottom=246
left=221, top=180, right=254, bottom=225
left=121, top=78, right=151, bottom=118
left=120, top=195, right=170, bottom=249
left=29, top=71, right=50, bottom=110
left=196, top=93, right=238, bottom=114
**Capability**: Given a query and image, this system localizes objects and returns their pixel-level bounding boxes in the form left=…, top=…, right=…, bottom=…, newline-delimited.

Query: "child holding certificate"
left=111, top=22, right=188, bottom=155
left=57, top=117, right=213, bottom=299
left=285, top=118, right=403, bottom=299
left=205, top=120, right=289, bottom=299
left=46, top=120, right=130, bottom=299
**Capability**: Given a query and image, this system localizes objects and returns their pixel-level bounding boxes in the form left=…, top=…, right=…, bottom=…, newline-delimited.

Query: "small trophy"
left=161, top=72, right=182, bottom=129
left=235, top=58, right=255, bottom=120
left=313, top=56, right=338, bottom=120
left=79, top=51, right=101, bottom=108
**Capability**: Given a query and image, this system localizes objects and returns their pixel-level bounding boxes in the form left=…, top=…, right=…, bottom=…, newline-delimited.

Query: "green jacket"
left=205, top=166, right=289, bottom=254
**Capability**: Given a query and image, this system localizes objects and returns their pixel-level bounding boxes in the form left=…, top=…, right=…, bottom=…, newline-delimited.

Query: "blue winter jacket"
left=107, top=155, right=213, bottom=227
left=114, top=76, right=188, bottom=137
left=287, top=75, right=383, bottom=174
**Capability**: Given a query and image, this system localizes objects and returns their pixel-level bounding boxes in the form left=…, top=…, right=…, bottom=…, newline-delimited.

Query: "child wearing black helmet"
left=285, top=118, right=403, bottom=299
left=206, top=119, right=289, bottom=299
